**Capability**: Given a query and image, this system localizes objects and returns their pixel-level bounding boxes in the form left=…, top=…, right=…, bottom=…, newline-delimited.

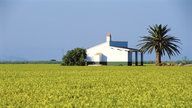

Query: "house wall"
left=86, top=42, right=130, bottom=66
left=86, top=42, right=108, bottom=62
left=107, top=47, right=128, bottom=62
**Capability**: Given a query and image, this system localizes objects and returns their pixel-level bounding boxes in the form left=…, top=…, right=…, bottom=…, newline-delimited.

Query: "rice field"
left=0, top=64, right=192, bottom=107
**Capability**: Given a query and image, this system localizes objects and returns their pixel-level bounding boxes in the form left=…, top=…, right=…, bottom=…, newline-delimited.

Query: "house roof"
left=87, top=34, right=140, bottom=52
left=110, top=46, right=139, bottom=52
left=86, top=42, right=106, bottom=49
left=87, top=42, right=140, bottom=52
left=112, top=41, right=128, bottom=42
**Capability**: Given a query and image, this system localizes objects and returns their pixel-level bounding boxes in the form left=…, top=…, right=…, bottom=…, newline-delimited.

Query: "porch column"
left=128, top=51, right=132, bottom=66
left=141, top=52, right=143, bottom=66
left=135, top=51, right=138, bottom=66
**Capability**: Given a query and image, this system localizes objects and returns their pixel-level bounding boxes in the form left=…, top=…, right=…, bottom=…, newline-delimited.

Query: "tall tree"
left=137, top=24, right=181, bottom=66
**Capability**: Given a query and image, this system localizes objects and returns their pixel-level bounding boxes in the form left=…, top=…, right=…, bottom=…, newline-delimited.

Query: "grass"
left=0, top=64, right=192, bottom=107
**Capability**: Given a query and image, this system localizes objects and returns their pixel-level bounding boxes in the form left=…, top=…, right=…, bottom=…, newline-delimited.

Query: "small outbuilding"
left=86, top=34, right=143, bottom=66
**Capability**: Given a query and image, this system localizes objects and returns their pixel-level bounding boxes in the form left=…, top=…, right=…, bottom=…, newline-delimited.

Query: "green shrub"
left=62, top=48, right=86, bottom=66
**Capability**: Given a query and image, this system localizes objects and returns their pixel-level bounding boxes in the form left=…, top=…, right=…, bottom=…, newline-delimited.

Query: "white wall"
left=86, top=42, right=108, bottom=62
left=107, top=48, right=128, bottom=62
left=86, top=42, right=129, bottom=62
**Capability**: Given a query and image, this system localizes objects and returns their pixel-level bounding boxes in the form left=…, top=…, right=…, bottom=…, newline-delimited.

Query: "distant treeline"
left=0, top=60, right=191, bottom=64
left=144, top=60, right=192, bottom=64
left=0, top=61, right=62, bottom=64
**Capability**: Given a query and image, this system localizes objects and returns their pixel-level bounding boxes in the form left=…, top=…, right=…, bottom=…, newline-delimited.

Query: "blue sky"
left=0, top=0, right=192, bottom=61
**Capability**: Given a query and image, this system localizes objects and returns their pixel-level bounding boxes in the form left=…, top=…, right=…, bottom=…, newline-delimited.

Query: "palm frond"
left=137, top=24, right=181, bottom=59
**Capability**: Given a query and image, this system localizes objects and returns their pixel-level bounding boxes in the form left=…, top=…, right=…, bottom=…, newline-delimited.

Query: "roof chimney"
left=106, top=33, right=111, bottom=42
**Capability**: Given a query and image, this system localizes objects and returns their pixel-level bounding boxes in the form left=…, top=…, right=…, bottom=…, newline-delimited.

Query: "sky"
left=0, top=0, right=192, bottom=61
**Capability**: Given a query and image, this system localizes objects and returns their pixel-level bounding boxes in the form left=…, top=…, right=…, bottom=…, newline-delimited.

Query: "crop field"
left=0, top=64, right=192, bottom=107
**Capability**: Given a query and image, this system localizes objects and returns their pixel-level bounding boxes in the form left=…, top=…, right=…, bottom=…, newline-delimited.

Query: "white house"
left=86, top=33, right=143, bottom=66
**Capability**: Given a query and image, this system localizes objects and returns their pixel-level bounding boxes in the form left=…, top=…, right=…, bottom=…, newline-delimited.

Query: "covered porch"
left=128, top=48, right=143, bottom=66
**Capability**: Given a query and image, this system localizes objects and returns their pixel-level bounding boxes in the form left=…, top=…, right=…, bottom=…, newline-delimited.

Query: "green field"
left=0, top=64, right=192, bottom=107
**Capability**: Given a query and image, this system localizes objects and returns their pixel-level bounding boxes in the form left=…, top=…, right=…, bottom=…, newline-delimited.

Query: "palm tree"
left=137, top=24, right=181, bottom=66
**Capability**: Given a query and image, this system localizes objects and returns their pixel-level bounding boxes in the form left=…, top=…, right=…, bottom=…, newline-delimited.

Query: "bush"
left=62, top=48, right=86, bottom=66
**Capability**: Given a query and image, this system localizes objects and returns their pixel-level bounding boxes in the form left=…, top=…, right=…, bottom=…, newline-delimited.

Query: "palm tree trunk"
left=156, top=51, right=161, bottom=66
